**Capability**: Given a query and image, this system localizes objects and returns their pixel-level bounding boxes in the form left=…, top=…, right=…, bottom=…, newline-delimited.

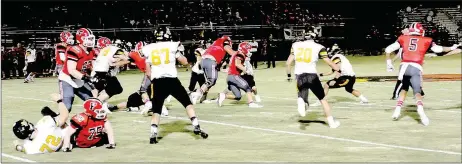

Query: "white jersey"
left=93, top=46, right=123, bottom=77
left=143, top=42, right=183, bottom=79
left=243, top=57, right=254, bottom=76
left=192, top=48, right=205, bottom=74
left=331, top=54, right=355, bottom=76
left=249, top=41, right=258, bottom=53
left=23, top=116, right=64, bottom=154
left=26, top=48, right=36, bottom=63
left=291, top=40, right=326, bottom=75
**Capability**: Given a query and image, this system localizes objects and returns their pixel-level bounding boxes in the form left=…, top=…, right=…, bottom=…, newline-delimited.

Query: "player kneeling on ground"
left=142, top=40, right=208, bottom=144
left=61, top=98, right=116, bottom=151
left=217, top=42, right=262, bottom=108
left=12, top=95, right=69, bottom=154
left=286, top=31, right=341, bottom=128
left=319, top=49, right=368, bottom=104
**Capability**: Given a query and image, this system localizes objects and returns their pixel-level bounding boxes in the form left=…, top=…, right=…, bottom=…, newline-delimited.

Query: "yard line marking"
left=2, top=153, right=37, bottom=163
left=6, top=96, right=461, bottom=156
left=165, top=116, right=461, bottom=156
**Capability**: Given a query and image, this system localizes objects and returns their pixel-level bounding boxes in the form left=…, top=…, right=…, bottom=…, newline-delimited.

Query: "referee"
left=24, top=47, right=37, bottom=83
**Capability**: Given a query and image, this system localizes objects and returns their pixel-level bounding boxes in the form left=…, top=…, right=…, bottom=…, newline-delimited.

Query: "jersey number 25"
left=295, top=48, right=313, bottom=63
left=151, top=48, right=170, bottom=65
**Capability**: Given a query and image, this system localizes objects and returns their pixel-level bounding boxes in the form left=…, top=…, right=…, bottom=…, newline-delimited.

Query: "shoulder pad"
left=70, top=113, right=89, bottom=129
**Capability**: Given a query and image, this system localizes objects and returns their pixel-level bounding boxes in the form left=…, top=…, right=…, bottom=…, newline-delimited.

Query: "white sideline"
left=2, top=95, right=461, bottom=163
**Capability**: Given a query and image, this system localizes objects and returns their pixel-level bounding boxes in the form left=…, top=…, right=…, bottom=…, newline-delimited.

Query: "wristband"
left=319, top=73, right=324, bottom=77
left=287, top=74, right=291, bottom=78
left=56, top=99, right=63, bottom=104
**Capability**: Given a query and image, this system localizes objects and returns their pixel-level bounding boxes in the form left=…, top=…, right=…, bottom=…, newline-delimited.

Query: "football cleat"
left=63, top=147, right=72, bottom=152
left=161, top=105, right=169, bottom=116
left=248, top=102, right=263, bottom=108
left=193, top=125, right=208, bottom=139
left=297, top=98, right=306, bottom=117
left=149, top=133, right=158, bottom=144
left=189, top=92, right=201, bottom=105
left=166, top=95, right=172, bottom=103
left=140, top=101, right=152, bottom=115
left=392, top=107, right=401, bottom=120
left=106, top=144, right=116, bottom=149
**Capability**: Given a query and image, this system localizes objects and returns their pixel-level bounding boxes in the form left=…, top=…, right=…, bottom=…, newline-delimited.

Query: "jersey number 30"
left=151, top=48, right=170, bottom=65
left=295, top=48, right=313, bottom=63
left=40, top=135, right=62, bottom=153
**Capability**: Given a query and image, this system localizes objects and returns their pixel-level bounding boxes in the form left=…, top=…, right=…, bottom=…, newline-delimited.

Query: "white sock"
left=359, top=95, right=368, bottom=102
left=190, top=117, right=199, bottom=126
left=150, top=124, right=158, bottom=134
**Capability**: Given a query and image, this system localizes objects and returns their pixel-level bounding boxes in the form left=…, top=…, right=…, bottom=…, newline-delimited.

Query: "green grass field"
left=2, top=55, right=461, bottom=162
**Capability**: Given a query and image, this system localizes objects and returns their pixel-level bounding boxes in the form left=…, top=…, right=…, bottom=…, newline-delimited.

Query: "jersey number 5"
left=295, top=48, right=313, bottom=63
left=151, top=48, right=170, bottom=65
left=408, top=38, right=419, bottom=51
left=40, top=135, right=62, bottom=153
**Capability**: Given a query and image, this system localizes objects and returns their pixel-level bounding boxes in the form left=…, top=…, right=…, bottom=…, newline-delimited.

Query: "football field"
left=1, top=55, right=461, bottom=162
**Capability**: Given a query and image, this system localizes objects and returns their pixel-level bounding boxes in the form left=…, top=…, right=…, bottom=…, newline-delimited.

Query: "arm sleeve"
left=332, top=57, right=341, bottom=64
left=385, top=42, right=401, bottom=54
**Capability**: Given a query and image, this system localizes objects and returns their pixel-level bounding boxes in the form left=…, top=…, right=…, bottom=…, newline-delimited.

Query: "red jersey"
left=62, top=45, right=96, bottom=76
left=203, top=38, right=231, bottom=64
left=398, top=35, right=432, bottom=65
left=55, top=43, right=68, bottom=65
left=129, top=51, right=146, bottom=72
left=228, top=52, right=246, bottom=75
left=70, top=113, right=106, bottom=148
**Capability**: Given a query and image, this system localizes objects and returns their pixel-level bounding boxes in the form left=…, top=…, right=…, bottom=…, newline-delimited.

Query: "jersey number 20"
left=295, top=48, right=313, bottom=63
left=40, top=135, right=62, bottom=153
left=151, top=48, right=170, bottom=65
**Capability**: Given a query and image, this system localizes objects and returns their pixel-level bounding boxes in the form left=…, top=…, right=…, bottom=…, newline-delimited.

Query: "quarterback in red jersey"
left=385, top=22, right=459, bottom=126
left=216, top=42, right=262, bottom=108
left=57, top=28, right=98, bottom=125
left=54, top=31, right=74, bottom=76
left=61, top=98, right=116, bottom=151
left=190, top=36, right=237, bottom=104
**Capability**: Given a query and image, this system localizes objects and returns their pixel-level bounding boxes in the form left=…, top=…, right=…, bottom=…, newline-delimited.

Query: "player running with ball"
left=385, top=22, right=459, bottom=126
left=286, top=31, right=341, bottom=128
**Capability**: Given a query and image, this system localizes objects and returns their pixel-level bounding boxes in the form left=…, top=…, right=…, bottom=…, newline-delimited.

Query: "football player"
left=286, top=31, right=341, bottom=128
left=12, top=94, right=69, bottom=154
left=318, top=48, right=369, bottom=104
left=385, top=22, right=459, bottom=126
left=91, top=37, right=130, bottom=110
left=189, top=36, right=236, bottom=104
left=142, top=39, right=208, bottom=144
left=61, top=98, right=116, bottom=151
left=57, top=28, right=97, bottom=125
left=242, top=47, right=262, bottom=103
left=108, top=41, right=168, bottom=116
left=188, top=43, right=207, bottom=102
left=217, top=42, right=262, bottom=108
left=54, top=31, right=74, bottom=76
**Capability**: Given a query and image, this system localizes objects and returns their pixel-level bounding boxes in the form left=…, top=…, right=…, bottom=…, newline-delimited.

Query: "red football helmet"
left=75, top=28, right=96, bottom=47
left=97, top=37, right=111, bottom=49
left=60, top=31, right=74, bottom=45
left=83, top=98, right=106, bottom=120
left=221, top=35, right=232, bottom=45
left=408, top=22, right=425, bottom=36
left=238, top=42, right=252, bottom=56
left=135, top=41, right=145, bottom=52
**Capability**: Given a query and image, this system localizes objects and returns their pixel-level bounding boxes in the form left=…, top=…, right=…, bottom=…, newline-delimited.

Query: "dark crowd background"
left=1, top=1, right=461, bottom=79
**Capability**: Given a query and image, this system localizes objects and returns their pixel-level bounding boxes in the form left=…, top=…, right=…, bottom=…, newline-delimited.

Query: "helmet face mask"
left=83, top=35, right=96, bottom=48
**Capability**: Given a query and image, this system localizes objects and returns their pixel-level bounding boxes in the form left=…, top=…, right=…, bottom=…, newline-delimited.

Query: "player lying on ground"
left=57, top=28, right=99, bottom=123
left=91, top=37, right=132, bottom=113
left=190, top=36, right=236, bottom=104
left=385, top=22, right=459, bottom=126
left=12, top=94, right=70, bottom=154
left=286, top=31, right=341, bottom=128
left=217, top=42, right=262, bottom=108
left=142, top=40, right=208, bottom=144
left=318, top=48, right=368, bottom=104
left=61, top=98, right=116, bottom=152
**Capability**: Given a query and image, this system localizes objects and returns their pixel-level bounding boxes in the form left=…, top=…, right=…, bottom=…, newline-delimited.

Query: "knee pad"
left=234, top=96, right=242, bottom=101
left=345, top=87, right=354, bottom=93
left=106, top=85, right=123, bottom=97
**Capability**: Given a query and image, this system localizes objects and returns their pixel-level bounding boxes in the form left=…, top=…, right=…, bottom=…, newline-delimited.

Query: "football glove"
left=386, top=59, right=394, bottom=72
